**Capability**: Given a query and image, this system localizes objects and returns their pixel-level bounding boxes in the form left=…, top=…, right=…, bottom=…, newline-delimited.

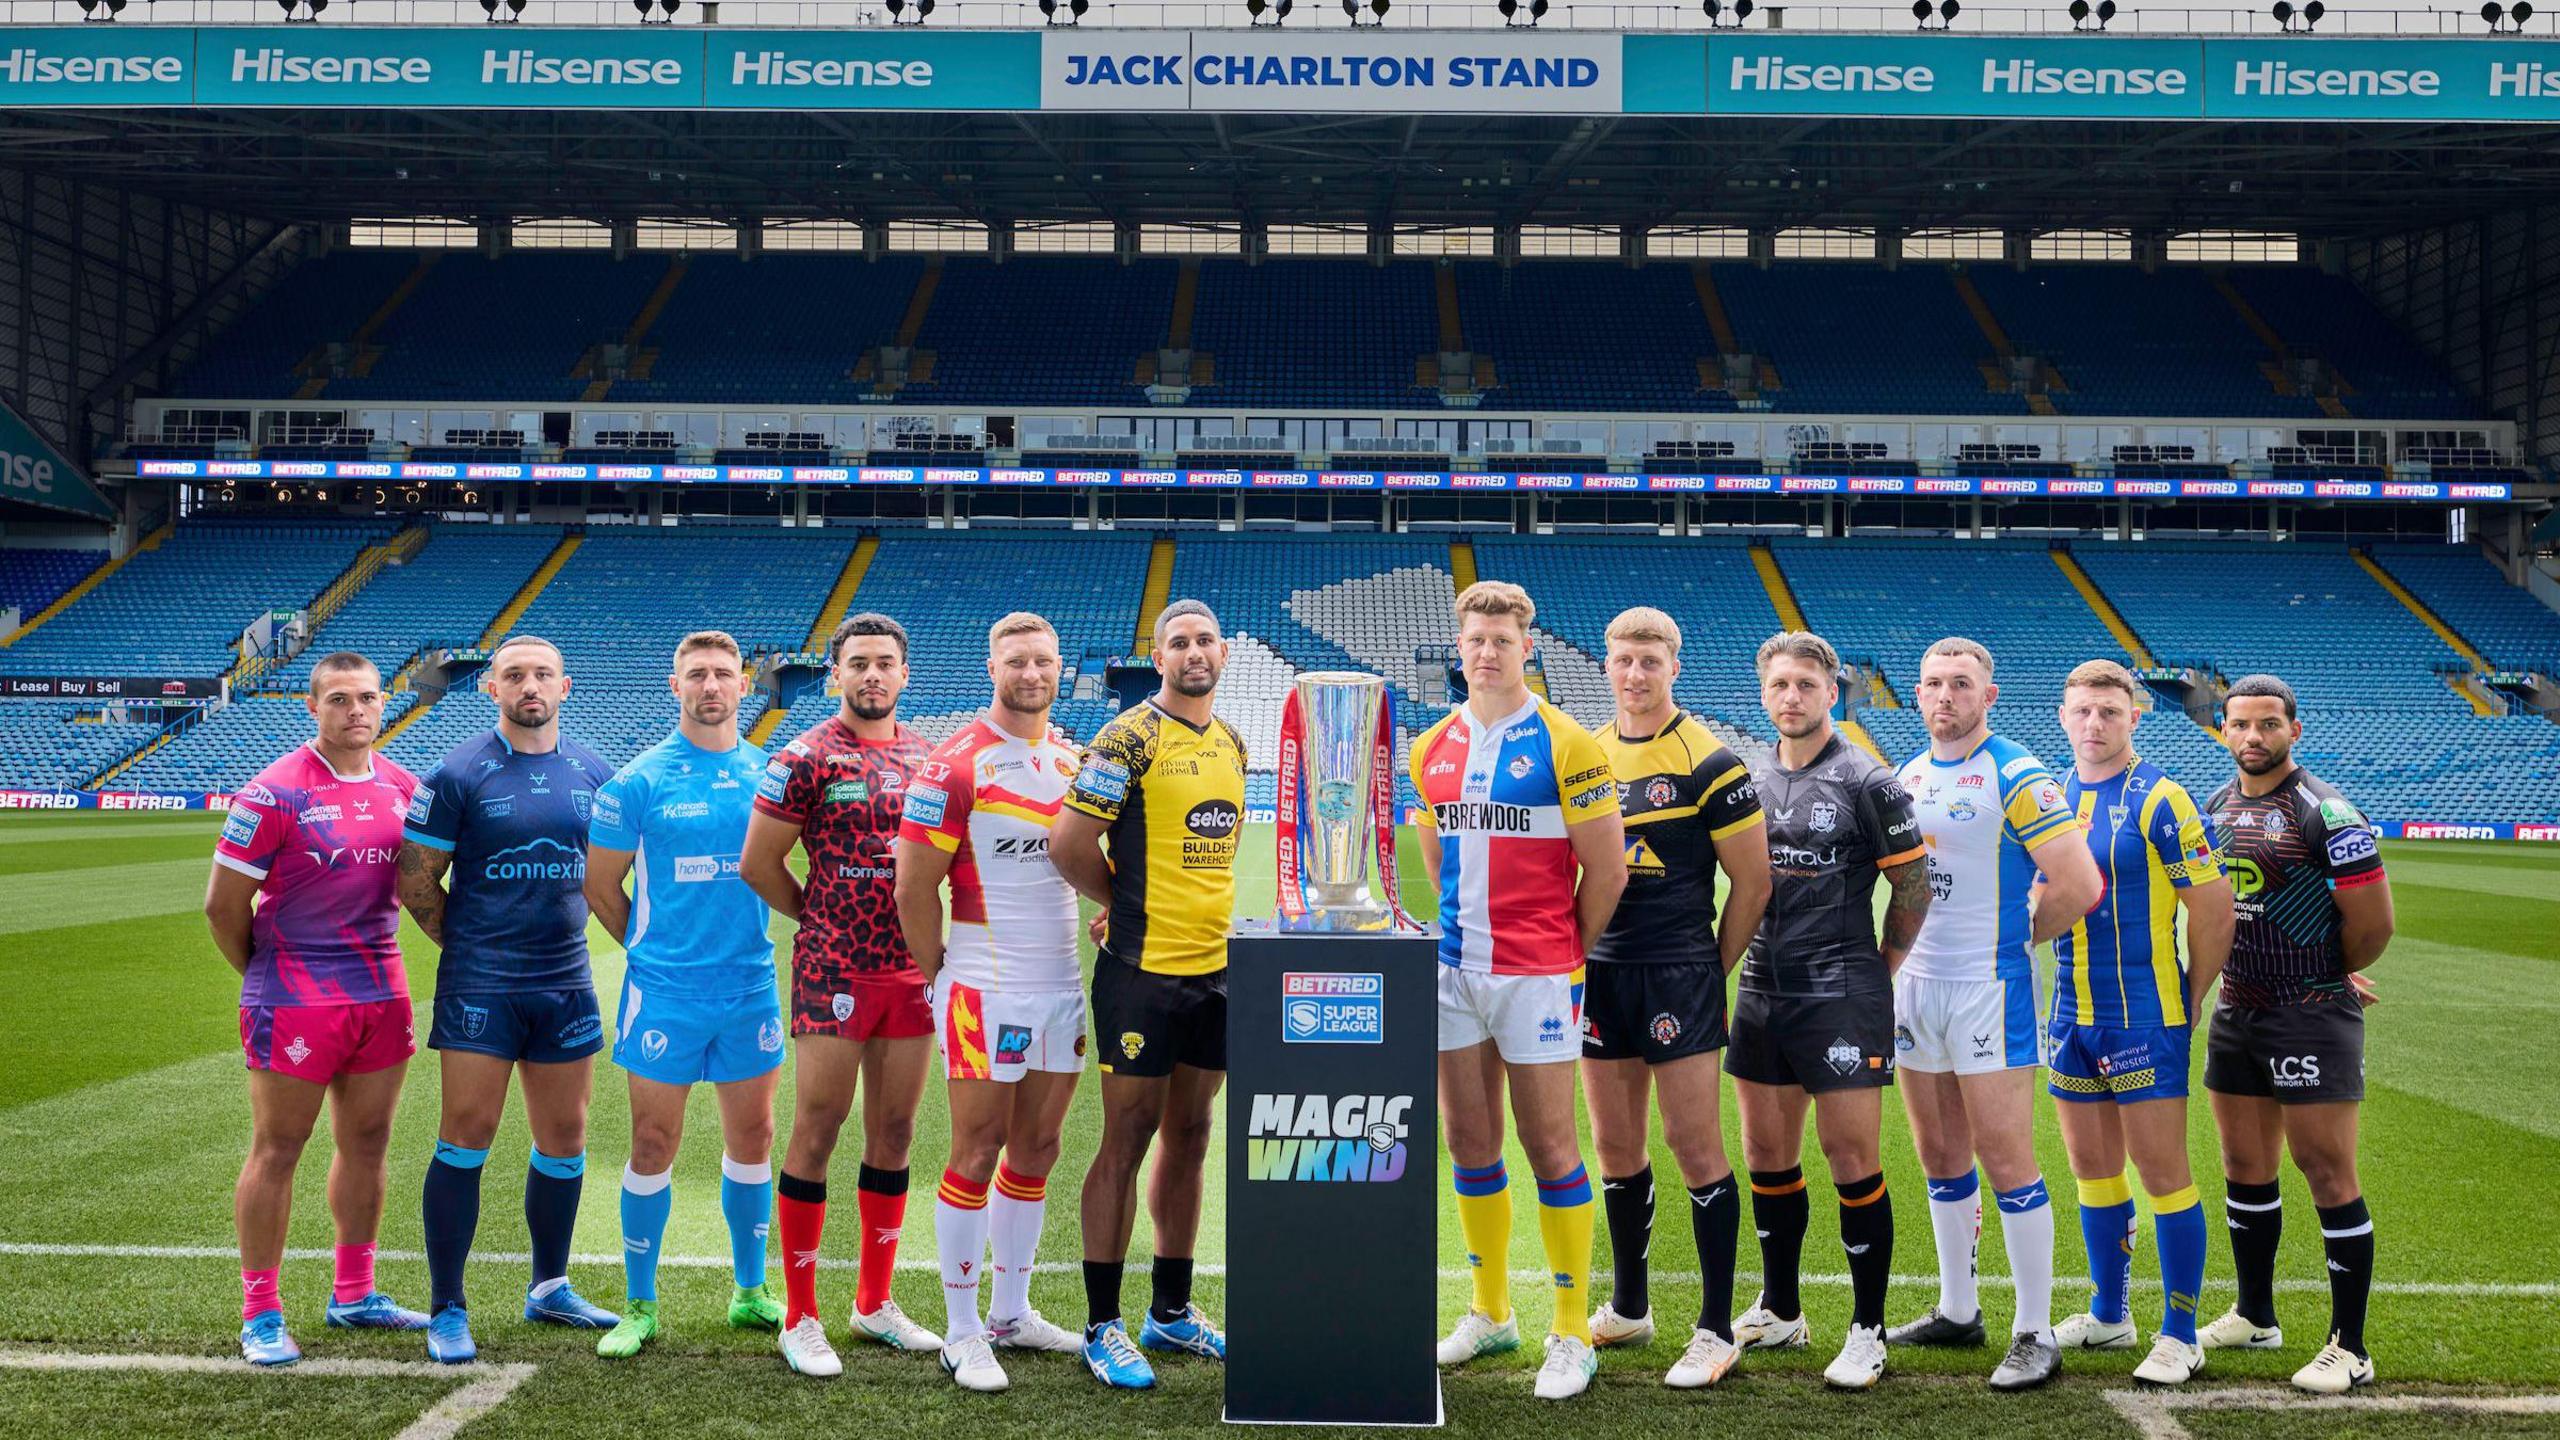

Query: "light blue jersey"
left=588, top=731, right=775, bottom=1000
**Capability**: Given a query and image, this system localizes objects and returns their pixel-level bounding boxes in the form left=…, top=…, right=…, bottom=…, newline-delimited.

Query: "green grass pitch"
left=1, top=813, right=2555, bottom=1439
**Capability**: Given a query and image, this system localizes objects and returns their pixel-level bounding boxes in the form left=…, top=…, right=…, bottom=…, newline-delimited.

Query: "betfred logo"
left=97, top=792, right=189, bottom=811
left=0, top=790, right=79, bottom=809
left=2519, top=824, right=2560, bottom=842
left=2401, top=821, right=2496, bottom=840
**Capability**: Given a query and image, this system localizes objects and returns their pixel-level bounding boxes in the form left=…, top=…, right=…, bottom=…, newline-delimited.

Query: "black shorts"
left=1726, top=989, right=1896, bottom=1093
left=426, top=987, right=603, bottom=1065
left=2203, top=1000, right=2365, bottom=1104
left=1580, top=960, right=1728, bottom=1064
left=1092, top=949, right=1226, bottom=1078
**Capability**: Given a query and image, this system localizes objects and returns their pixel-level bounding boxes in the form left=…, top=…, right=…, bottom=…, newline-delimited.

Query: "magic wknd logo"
left=1244, top=1093, right=1412, bottom=1184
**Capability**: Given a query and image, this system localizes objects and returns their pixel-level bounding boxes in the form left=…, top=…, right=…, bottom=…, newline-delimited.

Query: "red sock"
left=777, top=1178, right=828, bottom=1330
left=242, top=1267, right=280, bottom=1321
left=332, top=1242, right=378, bottom=1305
left=856, top=1164, right=910, bottom=1317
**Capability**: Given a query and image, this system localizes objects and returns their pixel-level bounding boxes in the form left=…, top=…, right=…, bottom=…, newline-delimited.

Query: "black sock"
left=1836, top=1172, right=1894, bottom=1331
left=1601, top=1166, right=1656, bottom=1319
left=2316, top=1197, right=2374, bottom=1357
left=1749, top=1167, right=1810, bottom=1322
left=1150, top=1257, right=1195, bottom=1325
left=857, top=1162, right=908, bottom=1198
left=1689, top=1174, right=1739, bottom=1340
left=1084, top=1259, right=1124, bottom=1332
left=777, top=1169, right=826, bottom=1204
left=2224, top=1178, right=2284, bottom=1328
left=422, top=1149, right=485, bottom=1315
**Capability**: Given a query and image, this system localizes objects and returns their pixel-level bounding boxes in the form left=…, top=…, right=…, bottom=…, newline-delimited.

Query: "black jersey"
left=1589, top=711, right=1763, bottom=967
left=2206, top=766, right=2386, bottom=1010
left=1742, top=733, right=1925, bottom=998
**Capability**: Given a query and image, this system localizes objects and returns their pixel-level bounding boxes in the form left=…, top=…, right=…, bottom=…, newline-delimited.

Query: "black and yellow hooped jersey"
left=1590, top=710, right=1763, bottom=967
left=1065, top=699, right=1248, bottom=977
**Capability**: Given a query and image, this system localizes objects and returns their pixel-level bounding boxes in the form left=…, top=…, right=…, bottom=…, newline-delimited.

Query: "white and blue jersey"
left=404, top=729, right=609, bottom=994
left=589, top=731, right=780, bottom=1085
left=1895, top=732, right=2080, bottom=986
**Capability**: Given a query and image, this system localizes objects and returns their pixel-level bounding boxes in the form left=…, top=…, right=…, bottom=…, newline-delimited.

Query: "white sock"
left=988, top=1173, right=1048, bottom=1324
left=1926, top=1172, right=1982, bottom=1324
left=1995, top=1179, right=2056, bottom=1339
left=936, top=1184, right=991, bottom=1343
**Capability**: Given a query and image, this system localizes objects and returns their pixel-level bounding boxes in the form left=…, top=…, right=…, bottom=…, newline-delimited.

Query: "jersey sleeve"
left=1862, top=770, right=1926, bottom=868
left=587, top=768, right=643, bottom=852
left=214, top=778, right=289, bottom=880
left=2309, top=789, right=2386, bottom=889
left=1694, top=744, right=1763, bottom=841
left=1554, top=724, right=1620, bottom=825
left=2000, top=757, right=2081, bottom=851
left=401, top=757, right=467, bottom=852
left=897, top=750, right=973, bottom=853
left=2147, top=781, right=2224, bottom=888
left=752, top=738, right=818, bottom=825
left=1065, top=714, right=1149, bottom=824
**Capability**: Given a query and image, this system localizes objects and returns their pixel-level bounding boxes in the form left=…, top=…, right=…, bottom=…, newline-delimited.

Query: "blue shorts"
left=428, top=987, right=604, bottom=1065
left=612, top=977, right=784, bottom=1087
left=2046, top=1018, right=2191, bottom=1103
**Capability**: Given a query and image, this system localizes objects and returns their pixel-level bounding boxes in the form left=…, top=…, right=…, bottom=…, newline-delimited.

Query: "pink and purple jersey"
left=215, top=744, right=418, bottom=1008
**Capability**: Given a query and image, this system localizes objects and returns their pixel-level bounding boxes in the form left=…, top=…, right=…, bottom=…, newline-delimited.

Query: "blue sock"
left=621, top=1165, right=673, bottom=1304
left=2152, top=1185, right=2210, bottom=1345
left=423, top=1140, right=489, bottom=1315
left=525, top=1149, right=584, bottom=1292
left=2074, top=1174, right=2138, bottom=1325
left=720, top=1157, right=774, bottom=1291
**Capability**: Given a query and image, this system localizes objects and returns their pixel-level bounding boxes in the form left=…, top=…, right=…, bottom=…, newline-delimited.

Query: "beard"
left=2235, top=746, right=2287, bottom=774
left=998, top=681, right=1055, bottom=716
left=503, top=697, right=553, bottom=727
left=1169, top=665, right=1217, bottom=698
left=848, top=692, right=894, bottom=721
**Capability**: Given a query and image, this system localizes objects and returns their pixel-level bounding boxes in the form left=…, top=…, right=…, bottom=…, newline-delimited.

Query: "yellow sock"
left=1536, top=1165, right=1595, bottom=1343
left=1452, top=1159, right=1513, bottom=1324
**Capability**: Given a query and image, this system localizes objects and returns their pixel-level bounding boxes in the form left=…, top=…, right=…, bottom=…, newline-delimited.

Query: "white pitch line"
left=1, top=1241, right=2552, bottom=1297
left=0, top=1347, right=537, bottom=1440
left=2105, top=1385, right=2560, bottom=1440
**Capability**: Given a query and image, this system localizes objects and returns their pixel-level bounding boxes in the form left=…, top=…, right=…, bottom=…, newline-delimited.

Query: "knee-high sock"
left=1995, top=1178, right=2056, bottom=1338
left=776, top=1170, right=828, bottom=1329
left=2317, top=1197, right=2374, bottom=1357
left=1452, top=1159, right=1513, bottom=1325
left=720, top=1157, right=773, bottom=1290
left=2150, top=1184, right=2207, bottom=1345
left=989, top=1164, right=1047, bottom=1325
left=620, top=1165, right=673, bottom=1304
left=2223, top=1178, right=2284, bottom=1328
left=1750, top=1167, right=1810, bottom=1321
left=855, top=1163, right=909, bottom=1318
left=525, top=1149, right=584, bottom=1294
left=1688, top=1174, right=1739, bottom=1340
left=1926, top=1170, right=1983, bottom=1324
left=333, top=1242, right=378, bottom=1306
left=423, top=1140, right=489, bottom=1315
left=1535, top=1165, right=1595, bottom=1344
left=1599, top=1166, right=1655, bottom=1319
left=2075, top=1172, right=2138, bottom=1324
left=1836, top=1172, right=1893, bottom=1331
left=936, top=1168, right=992, bottom=1341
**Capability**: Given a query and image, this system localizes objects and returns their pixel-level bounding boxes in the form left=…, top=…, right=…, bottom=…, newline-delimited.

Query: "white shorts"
left=1436, top=965, right=1584, bottom=1066
left=932, top=973, right=1086, bottom=1084
left=1894, top=973, right=2041, bottom=1075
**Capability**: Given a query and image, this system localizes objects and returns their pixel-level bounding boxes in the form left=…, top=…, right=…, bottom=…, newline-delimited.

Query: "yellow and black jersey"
left=1065, top=699, right=1248, bottom=977
left=1590, top=710, right=1763, bottom=967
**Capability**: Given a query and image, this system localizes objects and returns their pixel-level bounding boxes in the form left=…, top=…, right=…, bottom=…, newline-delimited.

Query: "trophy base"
left=1276, top=906, right=1402, bottom=935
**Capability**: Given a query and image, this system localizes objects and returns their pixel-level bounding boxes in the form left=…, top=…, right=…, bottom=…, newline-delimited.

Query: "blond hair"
left=1922, top=635, right=1995, bottom=679
left=1606, top=606, right=1682, bottom=656
left=673, top=630, right=741, bottom=667
left=1454, top=580, right=1536, bottom=630
left=987, top=611, right=1058, bottom=651
left=2065, top=658, right=2145, bottom=706
left=1755, top=630, right=1840, bottom=677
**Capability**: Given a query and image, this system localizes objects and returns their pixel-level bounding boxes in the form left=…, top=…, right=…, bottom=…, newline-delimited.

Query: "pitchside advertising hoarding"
left=6, top=27, right=2560, bottom=121
left=125, top=457, right=2516, bottom=502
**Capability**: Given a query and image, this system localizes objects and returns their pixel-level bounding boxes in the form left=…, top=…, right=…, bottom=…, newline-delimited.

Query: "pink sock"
left=242, top=1267, right=281, bottom=1321
left=333, top=1242, right=378, bottom=1305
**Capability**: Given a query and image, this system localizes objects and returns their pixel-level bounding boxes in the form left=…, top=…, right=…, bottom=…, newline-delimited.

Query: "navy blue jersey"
left=403, top=729, right=610, bottom=995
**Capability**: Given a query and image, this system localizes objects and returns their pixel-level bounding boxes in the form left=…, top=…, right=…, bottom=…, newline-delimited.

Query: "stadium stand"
left=2224, top=269, right=2477, bottom=422
left=0, top=548, right=107, bottom=627
left=2372, top=543, right=2560, bottom=676
left=256, top=525, right=565, bottom=692
left=0, top=703, right=165, bottom=789
left=1969, top=266, right=2319, bottom=420
left=914, top=258, right=1176, bottom=408
left=1718, top=265, right=2029, bottom=418
left=1185, top=261, right=1440, bottom=410
left=1451, top=264, right=1730, bottom=414
left=612, top=255, right=928, bottom=408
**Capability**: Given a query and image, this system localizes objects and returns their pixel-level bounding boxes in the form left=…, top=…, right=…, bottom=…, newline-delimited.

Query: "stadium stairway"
left=1137, top=534, right=1177, bottom=648
left=374, top=529, right=583, bottom=749
left=576, top=255, right=689, bottom=402
left=233, top=523, right=428, bottom=692
left=2052, top=548, right=2161, bottom=670
left=1950, top=268, right=2060, bottom=416
left=2352, top=550, right=2499, bottom=715
left=295, top=254, right=440, bottom=401
left=743, top=533, right=882, bottom=749
left=2, top=523, right=169, bottom=648
left=2213, top=272, right=2354, bottom=420
left=1448, top=538, right=1477, bottom=592
left=1689, top=264, right=1782, bottom=398
left=1747, top=539, right=1897, bottom=759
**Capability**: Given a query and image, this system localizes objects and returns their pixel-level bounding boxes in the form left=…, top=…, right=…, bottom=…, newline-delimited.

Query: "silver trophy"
left=1278, top=671, right=1413, bottom=932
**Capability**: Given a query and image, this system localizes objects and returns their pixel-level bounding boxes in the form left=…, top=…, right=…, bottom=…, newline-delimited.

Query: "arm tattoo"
left=395, top=841, right=450, bottom=945
left=1881, top=859, right=1930, bottom=961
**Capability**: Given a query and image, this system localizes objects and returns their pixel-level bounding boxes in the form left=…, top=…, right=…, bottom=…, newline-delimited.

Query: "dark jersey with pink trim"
left=753, top=715, right=929, bottom=983
left=214, top=745, right=418, bottom=1007
left=2206, top=766, right=2385, bottom=1010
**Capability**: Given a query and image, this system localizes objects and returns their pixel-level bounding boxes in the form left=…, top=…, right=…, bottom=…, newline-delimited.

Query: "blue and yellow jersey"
left=2053, top=757, right=2224, bottom=1028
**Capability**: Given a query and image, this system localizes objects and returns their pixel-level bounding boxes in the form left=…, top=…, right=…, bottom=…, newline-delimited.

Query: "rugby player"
left=584, top=631, right=783, bottom=1359
left=1887, top=637, right=2102, bottom=1391
left=1729, top=632, right=1930, bottom=1391
left=1411, top=580, right=1627, bottom=1402
left=742, top=613, right=939, bottom=1377
left=894, top=612, right=1091, bottom=1392
left=1581, top=607, right=1770, bottom=1389
left=2046, top=660, right=2233, bottom=1387
left=395, top=635, right=620, bottom=1365
left=1053, top=599, right=1247, bottom=1390
left=2201, top=674, right=2393, bottom=1395
left=208, top=652, right=424, bottom=1365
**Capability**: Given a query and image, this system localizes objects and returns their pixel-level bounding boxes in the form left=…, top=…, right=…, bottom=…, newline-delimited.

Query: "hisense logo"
left=1727, top=54, right=1936, bottom=94
left=2230, top=60, right=2440, bottom=98
left=0, top=50, right=183, bottom=85
left=1980, top=59, right=2188, bottom=96
left=230, top=49, right=433, bottom=85
left=480, top=51, right=685, bottom=87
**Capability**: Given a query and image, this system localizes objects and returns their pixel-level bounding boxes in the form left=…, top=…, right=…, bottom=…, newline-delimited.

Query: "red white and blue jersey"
left=214, top=744, right=419, bottom=1008
left=1409, top=697, right=1619, bottom=977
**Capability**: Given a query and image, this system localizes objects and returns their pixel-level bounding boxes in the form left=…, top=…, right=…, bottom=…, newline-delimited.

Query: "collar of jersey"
left=303, top=740, right=377, bottom=783
left=1145, top=696, right=1213, bottom=735
left=1460, top=694, right=1539, bottom=739
left=1923, top=733, right=1995, bottom=769
left=2073, top=754, right=2142, bottom=791
left=1773, top=730, right=1843, bottom=776
left=668, top=730, right=742, bottom=759
left=1614, top=707, right=1685, bottom=745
